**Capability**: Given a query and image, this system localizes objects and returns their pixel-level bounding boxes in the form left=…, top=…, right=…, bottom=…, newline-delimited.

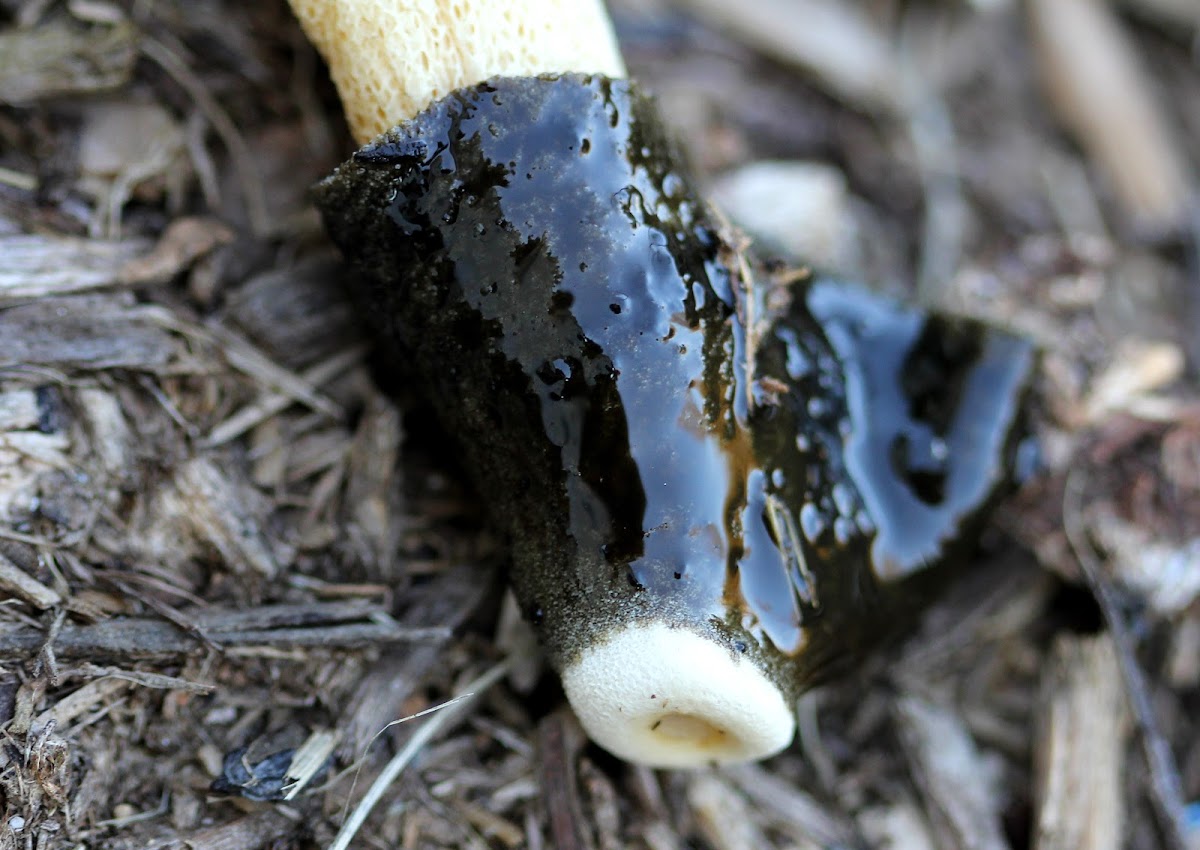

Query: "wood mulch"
left=1, top=1, right=1197, bottom=848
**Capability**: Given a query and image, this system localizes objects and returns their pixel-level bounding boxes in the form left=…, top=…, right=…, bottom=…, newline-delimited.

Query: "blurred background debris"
left=0, top=0, right=1197, bottom=848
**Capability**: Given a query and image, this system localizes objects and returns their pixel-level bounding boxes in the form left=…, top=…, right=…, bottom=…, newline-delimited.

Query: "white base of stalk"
left=561, top=622, right=795, bottom=768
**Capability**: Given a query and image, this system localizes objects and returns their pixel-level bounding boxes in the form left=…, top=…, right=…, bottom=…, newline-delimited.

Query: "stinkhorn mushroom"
left=288, top=0, right=1035, bottom=768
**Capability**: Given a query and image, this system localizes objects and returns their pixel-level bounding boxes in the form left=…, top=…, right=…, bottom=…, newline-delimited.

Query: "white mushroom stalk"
left=286, top=0, right=627, bottom=143
left=287, top=0, right=798, bottom=768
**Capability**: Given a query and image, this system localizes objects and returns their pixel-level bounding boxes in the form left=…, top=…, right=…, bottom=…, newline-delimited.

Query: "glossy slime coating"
left=316, top=74, right=1034, bottom=705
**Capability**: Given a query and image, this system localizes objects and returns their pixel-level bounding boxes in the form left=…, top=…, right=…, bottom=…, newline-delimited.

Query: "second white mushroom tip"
left=561, top=621, right=795, bottom=768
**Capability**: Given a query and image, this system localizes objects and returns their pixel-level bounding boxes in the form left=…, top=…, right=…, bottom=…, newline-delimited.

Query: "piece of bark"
left=0, top=294, right=178, bottom=370
left=537, top=711, right=593, bottom=850
left=0, top=619, right=444, bottom=658
left=75, top=664, right=216, bottom=694
left=0, top=234, right=151, bottom=302
left=0, top=600, right=449, bottom=661
left=1033, top=634, right=1128, bottom=850
left=222, top=255, right=361, bottom=371
left=1028, top=0, right=1193, bottom=233
left=0, top=415, right=74, bottom=528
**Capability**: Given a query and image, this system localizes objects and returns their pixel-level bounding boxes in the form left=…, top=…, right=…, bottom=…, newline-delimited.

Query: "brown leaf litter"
left=1, top=0, right=1198, bottom=848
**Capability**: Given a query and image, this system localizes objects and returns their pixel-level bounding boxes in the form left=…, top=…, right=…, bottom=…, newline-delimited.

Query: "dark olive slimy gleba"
left=316, top=73, right=1034, bottom=767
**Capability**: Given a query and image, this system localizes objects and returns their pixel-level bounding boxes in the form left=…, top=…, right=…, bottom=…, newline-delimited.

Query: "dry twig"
left=1063, top=466, right=1190, bottom=850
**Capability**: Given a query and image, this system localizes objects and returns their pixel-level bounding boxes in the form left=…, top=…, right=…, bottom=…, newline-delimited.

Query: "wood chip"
left=1087, top=506, right=1200, bottom=615
left=895, top=694, right=1009, bottom=850
left=859, top=801, right=938, bottom=850
left=455, top=800, right=526, bottom=848
left=1028, top=0, right=1193, bottom=232
left=203, top=345, right=364, bottom=448
left=579, top=758, right=623, bottom=850
left=686, top=771, right=770, bottom=850
left=203, top=323, right=343, bottom=420
left=1033, top=634, right=1128, bottom=850
left=710, top=160, right=861, bottom=275
left=329, top=659, right=511, bottom=850
left=281, top=727, right=340, bottom=799
left=76, top=99, right=190, bottom=235
left=0, top=235, right=152, bottom=302
left=1166, top=613, right=1200, bottom=689
left=142, top=456, right=284, bottom=579
left=0, top=388, right=41, bottom=431
left=725, top=763, right=860, bottom=847
left=143, top=810, right=297, bottom=850
left=336, top=562, right=491, bottom=757
left=1083, top=340, right=1185, bottom=424
left=0, top=600, right=449, bottom=660
left=0, top=294, right=178, bottom=370
left=0, top=549, right=61, bottom=609
left=78, top=664, right=215, bottom=694
left=642, top=821, right=685, bottom=850
left=677, top=0, right=898, bottom=111
left=35, top=677, right=128, bottom=730
left=337, top=645, right=446, bottom=760
left=117, top=217, right=233, bottom=286
left=222, top=256, right=361, bottom=371
left=0, top=20, right=137, bottom=104
left=537, top=710, right=593, bottom=850
left=75, top=386, right=135, bottom=481
left=1118, top=0, right=1200, bottom=33
left=342, top=396, right=404, bottom=575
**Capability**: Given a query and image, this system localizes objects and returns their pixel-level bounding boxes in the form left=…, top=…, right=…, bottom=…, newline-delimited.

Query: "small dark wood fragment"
left=0, top=600, right=450, bottom=661
left=537, top=711, right=593, bottom=850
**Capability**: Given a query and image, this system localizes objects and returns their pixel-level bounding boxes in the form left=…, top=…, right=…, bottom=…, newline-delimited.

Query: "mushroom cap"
left=287, top=0, right=627, bottom=143
left=561, top=621, right=795, bottom=768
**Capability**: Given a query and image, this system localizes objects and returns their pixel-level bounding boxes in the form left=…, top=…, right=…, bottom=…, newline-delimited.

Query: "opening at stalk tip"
left=561, top=621, right=795, bottom=768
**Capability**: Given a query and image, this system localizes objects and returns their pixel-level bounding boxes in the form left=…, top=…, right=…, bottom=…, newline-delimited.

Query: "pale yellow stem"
left=287, top=0, right=627, bottom=143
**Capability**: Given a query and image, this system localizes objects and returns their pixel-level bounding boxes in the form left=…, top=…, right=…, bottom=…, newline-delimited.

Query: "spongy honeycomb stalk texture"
left=287, top=0, right=627, bottom=143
